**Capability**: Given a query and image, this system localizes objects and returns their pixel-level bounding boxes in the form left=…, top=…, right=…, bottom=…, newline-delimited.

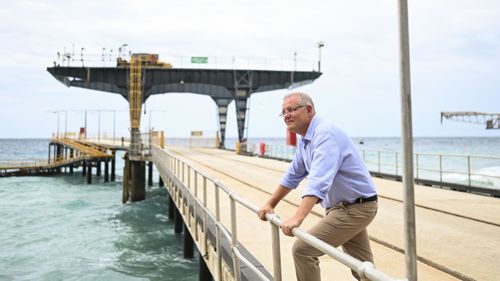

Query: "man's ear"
left=307, top=105, right=313, bottom=114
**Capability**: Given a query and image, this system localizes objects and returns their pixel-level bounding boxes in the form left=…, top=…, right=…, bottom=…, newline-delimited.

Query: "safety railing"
left=0, top=159, right=48, bottom=168
left=254, top=144, right=500, bottom=191
left=152, top=145, right=402, bottom=281
left=360, top=149, right=500, bottom=190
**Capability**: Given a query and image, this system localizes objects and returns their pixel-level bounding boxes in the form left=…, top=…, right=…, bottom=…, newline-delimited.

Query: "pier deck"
left=0, top=138, right=113, bottom=177
left=161, top=146, right=500, bottom=281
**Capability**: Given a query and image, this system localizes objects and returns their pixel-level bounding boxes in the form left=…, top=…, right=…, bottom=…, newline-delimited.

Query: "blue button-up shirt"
left=280, top=115, right=376, bottom=209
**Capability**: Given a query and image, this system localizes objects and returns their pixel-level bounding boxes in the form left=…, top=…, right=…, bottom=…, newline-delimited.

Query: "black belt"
left=346, top=195, right=377, bottom=206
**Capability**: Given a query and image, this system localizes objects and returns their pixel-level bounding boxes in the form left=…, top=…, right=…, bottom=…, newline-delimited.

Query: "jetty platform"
left=154, top=145, right=499, bottom=281
left=0, top=138, right=114, bottom=179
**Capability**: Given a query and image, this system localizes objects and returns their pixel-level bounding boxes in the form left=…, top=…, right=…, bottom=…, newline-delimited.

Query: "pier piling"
left=174, top=206, right=183, bottom=234
left=199, top=252, right=214, bottom=281
left=104, top=160, right=109, bottom=182
left=111, top=151, right=116, bottom=181
left=148, top=161, right=153, bottom=187
left=82, top=161, right=87, bottom=176
left=184, top=223, right=194, bottom=259
left=96, top=161, right=101, bottom=176
left=86, top=161, right=92, bottom=184
left=129, top=160, right=145, bottom=202
left=168, top=196, right=175, bottom=220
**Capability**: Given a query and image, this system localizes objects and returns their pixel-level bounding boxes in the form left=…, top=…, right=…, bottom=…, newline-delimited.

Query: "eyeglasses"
left=278, top=105, right=307, bottom=117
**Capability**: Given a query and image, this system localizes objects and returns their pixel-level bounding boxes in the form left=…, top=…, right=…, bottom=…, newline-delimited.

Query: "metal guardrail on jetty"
left=259, top=144, right=500, bottom=197
left=152, top=145, right=402, bottom=281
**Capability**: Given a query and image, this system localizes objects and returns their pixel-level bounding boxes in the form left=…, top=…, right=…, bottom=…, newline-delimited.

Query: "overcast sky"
left=1, top=0, right=499, bottom=140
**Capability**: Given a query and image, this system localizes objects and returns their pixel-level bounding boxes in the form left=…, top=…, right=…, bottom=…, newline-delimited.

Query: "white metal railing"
left=360, top=149, right=500, bottom=189
left=255, top=144, right=500, bottom=191
left=152, top=145, right=401, bottom=281
left=53, top=50, right=318, bottom=72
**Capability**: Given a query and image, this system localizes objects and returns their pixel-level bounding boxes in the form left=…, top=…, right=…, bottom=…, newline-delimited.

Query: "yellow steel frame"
left=129, top=55, right=144, bottom=129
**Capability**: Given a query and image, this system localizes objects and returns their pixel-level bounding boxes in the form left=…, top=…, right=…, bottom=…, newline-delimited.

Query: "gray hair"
left=284, top=92, right=315, bottom=112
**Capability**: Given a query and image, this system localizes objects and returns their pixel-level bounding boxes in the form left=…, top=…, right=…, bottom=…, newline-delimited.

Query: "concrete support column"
left=123, top=157, right=131, bottom=204
left=199, top=252, right=214, bottom=281
left=174, top=205, right=183, bottom=234
left=130, top=161, right=145, bottom=202
left=96, top=161, right=102, bottom=176
left=184, top=223, right=194, bottom=259
left=48, top=144, right=51, bottom=164
left=168, top=196, right=175, bottom=220
left=104, top=160, right=109, bottom=182
left=69, top=149, right=74, bottom=173
left=56, top=145, right=62, bottom=173
left=111, top=151, right=116, bottom=181
left=148, top=161, right=153, bottom=187
left=82, top=161, right=87, bottom=176
left=86, top=161, right=92, bottom=184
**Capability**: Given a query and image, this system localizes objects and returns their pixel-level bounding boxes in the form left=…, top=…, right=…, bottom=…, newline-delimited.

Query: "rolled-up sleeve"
left=280, top=144, right=307, bottom=189
left=302, top=132, right=341, bottom=202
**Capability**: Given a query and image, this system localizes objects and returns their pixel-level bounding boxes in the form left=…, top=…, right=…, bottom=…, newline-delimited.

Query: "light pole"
left=398, top=1, right=417, bottom=280
left=102, top=48, right=106, bottom=66
left=148, top=109, right=168, bottom=133
left=53, top=111, right=60, bottom=139
left=98, top=110, right=101, bottom=142
left=51, top=110, right=67, bottom=139
left=81, top=47, right=85, bottom=67
left=64, top=110, right=68, bottom=138
left=84, top=110, right=87, bottom=139
left=316, top=41, right=324, bottom=72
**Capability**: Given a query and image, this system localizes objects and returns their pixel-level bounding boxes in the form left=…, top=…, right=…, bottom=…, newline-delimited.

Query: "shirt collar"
left=302, top=115, right=319, bottom=143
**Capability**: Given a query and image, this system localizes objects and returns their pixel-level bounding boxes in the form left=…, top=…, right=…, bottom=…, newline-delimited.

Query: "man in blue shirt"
left=258, top=92, right=378, bottom=281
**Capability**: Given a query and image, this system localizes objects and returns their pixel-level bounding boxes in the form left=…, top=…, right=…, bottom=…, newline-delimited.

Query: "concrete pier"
left=153, top=145, right=500, bottom=281
left=130, top=160, right=145, bottom=202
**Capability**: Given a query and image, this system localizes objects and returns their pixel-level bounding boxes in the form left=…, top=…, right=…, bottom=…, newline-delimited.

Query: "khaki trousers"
left=292, top=201, right=378, bottom=281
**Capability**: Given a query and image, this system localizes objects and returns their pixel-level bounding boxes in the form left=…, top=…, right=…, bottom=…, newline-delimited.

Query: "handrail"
left=152, top=145, right=402, bottom=281
left=260, top=144, right=500, bottom=191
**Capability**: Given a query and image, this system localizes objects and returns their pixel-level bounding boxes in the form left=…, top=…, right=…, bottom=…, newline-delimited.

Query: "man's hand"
left=280, top=216, right=302, bottom=236
left=257, top=203, right=274, bottom=221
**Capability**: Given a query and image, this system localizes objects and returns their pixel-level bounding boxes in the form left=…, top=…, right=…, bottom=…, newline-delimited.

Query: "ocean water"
left=1, top=137, right=499, bottom=280
left=0, top=139, right=199, bottom=281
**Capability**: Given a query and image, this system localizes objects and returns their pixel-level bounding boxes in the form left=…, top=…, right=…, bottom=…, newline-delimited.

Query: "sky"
left=1, top=0, right=499, bottom=140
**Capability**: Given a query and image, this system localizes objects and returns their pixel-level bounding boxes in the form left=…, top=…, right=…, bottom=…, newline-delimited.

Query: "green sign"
left=191, top=56, right=208, bottom=64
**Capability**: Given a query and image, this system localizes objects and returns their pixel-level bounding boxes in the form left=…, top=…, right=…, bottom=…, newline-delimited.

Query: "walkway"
left=160, top=146, right=500, bottom=281
left=0, top=138, right=113, bottom=177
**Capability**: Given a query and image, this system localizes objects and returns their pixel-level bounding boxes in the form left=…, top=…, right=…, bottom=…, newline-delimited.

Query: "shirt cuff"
left=302, top=189, right=324, bottom=203
left=280, top=177, right=299, bottom=189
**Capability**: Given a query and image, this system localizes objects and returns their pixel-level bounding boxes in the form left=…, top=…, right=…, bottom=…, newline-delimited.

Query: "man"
left=257, top=92, right=378, bottom=281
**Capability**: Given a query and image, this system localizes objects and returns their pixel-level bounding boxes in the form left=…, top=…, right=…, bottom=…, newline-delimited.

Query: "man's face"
left=281, top=96, right=312, bottom=136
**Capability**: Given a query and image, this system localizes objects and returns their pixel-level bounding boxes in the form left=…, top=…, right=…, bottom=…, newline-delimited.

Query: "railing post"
left=202, top=176, right=208, bottom=251
left=194, top=171, right=198, bottom=197
left=214, top=183, right=222, bottom=280
left=395, top=152, right=399, bottom=176
left=230, top=195, right=241, bottom=281
left=415, top=153, right=419, bottom=179
left=182, top=162, right=185, bottom=183
left=188, top=166, right=191, bottom=189
left=215, top=223, right=222, bottom=280
left=439, top=155, right=443, bottom=182
left=271, top=223, right=282, bottom=281
left=467, top=156, right=471, bottom=186
left=378, top=151, right=381, bottom=173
